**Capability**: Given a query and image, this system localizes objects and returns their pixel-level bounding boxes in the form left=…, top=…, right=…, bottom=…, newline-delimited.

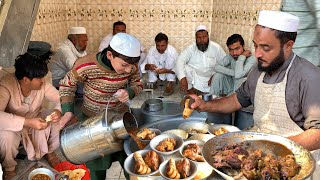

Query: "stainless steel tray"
left=12, top=161, right=65, bottom=180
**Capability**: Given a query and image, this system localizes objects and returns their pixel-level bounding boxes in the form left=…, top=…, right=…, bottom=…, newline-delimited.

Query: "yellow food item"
left=68, top=169, right=86, bottom=180
left=183, top=99, right=194, bottom=119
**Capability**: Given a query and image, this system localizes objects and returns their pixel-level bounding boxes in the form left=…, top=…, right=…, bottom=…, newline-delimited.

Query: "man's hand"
left=24, top=118, right=49, bottom=130
left=189, top=94, right=206, bottom=112
left=241, top=50, right=251, bottom=58
left=47, top=109, right=62, bottom=123
left=179, top=77, right=188, bottom=93
left=145, top=64, right=157, bottom=71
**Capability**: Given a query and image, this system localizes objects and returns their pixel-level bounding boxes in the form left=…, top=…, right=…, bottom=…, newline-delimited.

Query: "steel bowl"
left=137, top=128, right=161, bottom=144
left=208, top=124, right=240, bottom=136
left=188, top=133, right=214, bottom=142
left=150, top=134, right=184, bottom=156
left=124, top=149, right=165, bottom=177
left=143, top=99, right=163, bottom=112
left=158, top=158, right=197, bottom=180
left=28, top=168, right=55, bottom=180
left=202, top=131, right=315, bottom=180
left=162, top=129, right=189, bottom=139
left=178, top=122, right=209, bottom=135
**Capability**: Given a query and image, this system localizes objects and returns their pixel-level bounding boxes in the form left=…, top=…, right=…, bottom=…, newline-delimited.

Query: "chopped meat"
left=156, top=138, right=176, bottom=152
left=183, top=143, right=205, bottom=162
left=176, top=158, right=191, bottom=178
left=143, top=151, right=160, bottom=171
left=279, top=155, right=301, bottom=179
left=137, top=128, right=156, bottom=140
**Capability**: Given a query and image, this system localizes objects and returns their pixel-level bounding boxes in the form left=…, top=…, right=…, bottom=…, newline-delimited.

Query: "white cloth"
left=140, top=44, right=178, bottom=82
left=0, top=163, right=2, bottom=178
left=98, top=33, right=113, bottom=52
left=175, top=41, right=226, bottom=92
left=253, top=54, right=320, bottom=179
left=49, top=39, right=87, bottom=86
left=110, top=33, right=141, bottom=57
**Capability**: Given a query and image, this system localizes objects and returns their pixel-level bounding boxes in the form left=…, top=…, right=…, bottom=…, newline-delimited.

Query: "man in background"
left=98, top=21, right=126, bottom=52
left=140, top=32, right=178, bottom=96
left=49, top=27, right=88, bottom=94
left=209, top=34, right=256, bottom=96
left=175, top=25, right=226, bottom=95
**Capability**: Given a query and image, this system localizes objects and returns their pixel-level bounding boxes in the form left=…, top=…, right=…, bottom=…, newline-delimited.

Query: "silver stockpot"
left=59, top=109, right=138, bottom=164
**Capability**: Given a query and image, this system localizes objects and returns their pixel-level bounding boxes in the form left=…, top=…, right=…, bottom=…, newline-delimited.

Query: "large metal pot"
left=202, top=131, right=315, bottom=180
left=59, top=109, right=138, bottom=164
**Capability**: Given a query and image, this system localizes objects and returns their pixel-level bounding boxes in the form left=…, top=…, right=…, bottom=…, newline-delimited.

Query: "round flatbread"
left=68, top=169, right=86, bottom=180
left=60, top=170, right=72, bottom=176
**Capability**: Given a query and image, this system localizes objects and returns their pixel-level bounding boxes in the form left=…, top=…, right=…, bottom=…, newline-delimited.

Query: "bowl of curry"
left=28, top=168, right=55, bottom=180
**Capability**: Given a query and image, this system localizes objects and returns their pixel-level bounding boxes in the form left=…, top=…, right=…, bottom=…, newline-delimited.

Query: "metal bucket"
left=59, top=109, right=138, bottom=164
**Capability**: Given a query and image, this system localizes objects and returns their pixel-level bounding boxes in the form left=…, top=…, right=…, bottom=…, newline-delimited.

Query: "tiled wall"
left=31, top=0, right=281, bottom=53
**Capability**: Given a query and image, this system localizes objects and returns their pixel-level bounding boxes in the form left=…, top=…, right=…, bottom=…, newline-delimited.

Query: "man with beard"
left=174, top=25, right=226, bottom=95
left=140, top=32, right=178, bottom=96
left=49, top=27, right=88, bottom=92
left=209, top=34, right=256, bottom=96
left=188, top=10, right=320, bottom=178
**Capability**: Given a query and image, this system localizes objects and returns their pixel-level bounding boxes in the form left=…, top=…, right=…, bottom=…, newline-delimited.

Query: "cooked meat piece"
left=261, top=154, right=280, bottom=180
left=183, top=143, right=205, bottom=162
left=133, top=152, right=151, bottom=174
left=211, top=144, right=249, bottom=169
left=137, top=128, right=156, bottom=140
left=156, top=138, right=176, bottom=152
left=166, top=158, right=180, bottom=179
left=241, top=150, right=263, bottom=180
left=176, top=158, right=191, bottom=178
left=279, top=155, right=301, bottom=178
left=143, top=151, right=160, bottom=171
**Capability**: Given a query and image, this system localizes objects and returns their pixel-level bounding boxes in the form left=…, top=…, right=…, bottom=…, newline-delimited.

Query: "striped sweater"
left=59, top=52, right=143, bottom=117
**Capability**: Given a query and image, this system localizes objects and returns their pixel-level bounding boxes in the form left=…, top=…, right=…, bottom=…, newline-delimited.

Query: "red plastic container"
left=54, top=161, right=90, bottom=180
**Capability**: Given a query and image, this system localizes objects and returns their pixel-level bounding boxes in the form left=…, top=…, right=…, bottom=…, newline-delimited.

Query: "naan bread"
left=60, top=170, right=72, bottom=176
left=68, top=169, right=86, bottom=180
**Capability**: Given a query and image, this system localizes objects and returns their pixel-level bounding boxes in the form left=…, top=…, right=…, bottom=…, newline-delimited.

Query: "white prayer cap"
left=195, top=25, right=208, bottom=32
left=68, top=27, right=86, bottom=34
left=110, top=33, right=141, bottom=57
left=258, top=10, right=299, bottom=32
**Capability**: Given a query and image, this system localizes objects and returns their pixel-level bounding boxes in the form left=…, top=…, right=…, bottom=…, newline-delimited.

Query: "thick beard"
left=197, top=41, right=209, bottom=52
left=258, top=48, right=285, bottom=73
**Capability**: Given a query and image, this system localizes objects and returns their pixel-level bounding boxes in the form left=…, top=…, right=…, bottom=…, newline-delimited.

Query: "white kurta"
left=49, top=39, right=87, bottom=86
left=253, top=54, right=320, bottom=179
left=98, top=33, right=113, bottom=52
left=174, top=41, right=226, bottom=92
left=140, top=44, right=178, bottom=82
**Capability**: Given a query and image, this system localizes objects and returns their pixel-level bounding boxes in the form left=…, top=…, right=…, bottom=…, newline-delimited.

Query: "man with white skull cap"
left=174, top=24, right=226, bottom=95
left=59, top=33, right=143, bottom=180
left=188, top=10, right=320, bottom=179
left=49, top=26, right=88, bottom=96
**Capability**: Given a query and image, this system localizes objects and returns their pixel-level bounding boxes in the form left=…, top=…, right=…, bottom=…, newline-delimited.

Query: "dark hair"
left=14, top=52, right=48, bottom=80
left=195, top=30, right=208, bottom=35
left=259, top=25, right=297, bottom=46
left=155, top=33, right=168, bottom=42
left=106, top=45, right=140, bottom=64
left=113, top=21, right=126, bottom=30
left=226, top=34, right=245, bottom=46
left=274, top=30, right=297, bottom=46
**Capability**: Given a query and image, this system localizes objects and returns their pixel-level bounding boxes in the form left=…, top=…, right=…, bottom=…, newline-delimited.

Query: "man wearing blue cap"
left=59, top=33, right=143, bottom=180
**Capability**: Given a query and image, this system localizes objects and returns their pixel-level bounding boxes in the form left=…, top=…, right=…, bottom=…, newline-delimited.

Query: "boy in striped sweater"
left=59, top=33, right=143, bottom=180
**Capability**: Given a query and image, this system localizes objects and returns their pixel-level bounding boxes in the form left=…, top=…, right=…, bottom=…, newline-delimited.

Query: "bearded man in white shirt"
left=175, top=25, right=226, bottom=95
left=49, top=27, right=88, bottom=92
left=140, top=33, right=178, bottom=96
